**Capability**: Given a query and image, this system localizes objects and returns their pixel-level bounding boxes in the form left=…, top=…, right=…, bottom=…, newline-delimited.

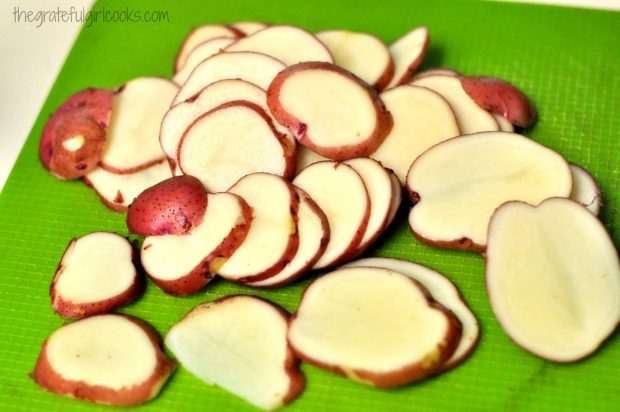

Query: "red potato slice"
left=569, top=163, right=602, bottom=216
left=386, top=26, right=429, bottom=89
left=173, top=51, right=286, bottom=105
left=217, top=173, right=300, bottom=283
left=165, top=295, right=305, bottom=410
left=141, top=193, right=251, bottom=295
left=486, top=198, right=620, bottom=362
left=295, top=145, right=327, bottom=175
left=385, top=172, right=403, bottom=227
left=492, top=112, right=514, bottom=132
left=293, top=161, right=369, bottom=269
left=177, top=101, right=295, bottom=192
left=316, top=30, right=394, bottom=89
left=247, top=188, right=330, bottom=288
left=175, top=24, right=242, bottom=72
left=412, top=67, right=461, bottom=80
left=345, top=258, right=479, bottom=370
left=288, top=267, right=462, bottom=387
left=406, top=132, right=572, bottom=251
left=461, top=76, right=538, bottom=128
left=267, top=62, right=393, bottom=160
left=83, top=161, right=172, bottom=212
left=33, top=314, right=174, bottom=406
left=100, top=78, right=178, bottom=174
left=126, top=176, right=208, bottom=236
left=50, top=232, right=142, bottom=319
left=411, top=75, right=499, bottom=134
left=224, top=25, right=333, bottom=66
left=371, top=85, right=460, bottom=184
left=229, top=21, right=268, bottom=36
left=172, top=37, right=236, bottom=86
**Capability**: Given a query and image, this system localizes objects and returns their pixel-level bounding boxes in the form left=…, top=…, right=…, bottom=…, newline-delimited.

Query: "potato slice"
left=173, top=51, right=286, bottom=105
left=100, top=78, right=178, bottom=174
left=569, top=163, right=601, bottom=215
left=412, top=67, right=461, bottom=80
left=225, top=25, right=333, bottom=65
left=345, top=258, right=479, bottom=370
left=175, top=24, right=242, bottom=72
left=293, top=161, right=369, bottom=269
left=268, top=62, right=393, bottom=160
left=386, top=172, right=403, bottom=227
left=177, top=101, right=295, bottom=192
left=51, top=233, right=142, bottom=318
left=406, top=132, right=572, bottom=251
left=166, top=295, right=305, bottom=410
left=486, top=198, right=620, bottom=362
left=371, top=85, right=460, bottom=184
left=411, top=74, right=499, bottom=134
left=492, top=112, right=514, bottom=132
left=295, top=145, right=327, bottom=175
left=229, top=21, right=268, bottom=36
left=141, top=193, right=251, bottom=295
left=172, top=37, right=236, bottom=86
left=316, top=30, right=394, bottom=89
left=33, top=314, right=174, bottom=406
left=386, top=26, right=429, bottom=88
left=288, top=267, right=462, bottom=387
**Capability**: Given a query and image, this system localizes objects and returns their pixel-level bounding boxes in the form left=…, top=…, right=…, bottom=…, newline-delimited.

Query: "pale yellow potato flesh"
left=176, top=25, right=240, bottom=71
left=486, top=198, right=620, bottom=362
left=569, top=164, right=601, bottom=215
left=386, top=26, right=428, bottom=88
left=295, top=145, right=327, bottom=175
left=492, top=112, right=514, bottom=132
left=172, top=37, right=236, bottom=86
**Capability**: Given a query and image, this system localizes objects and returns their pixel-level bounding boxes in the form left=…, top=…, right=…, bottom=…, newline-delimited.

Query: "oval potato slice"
left=569, top=163, right=601, bottom=216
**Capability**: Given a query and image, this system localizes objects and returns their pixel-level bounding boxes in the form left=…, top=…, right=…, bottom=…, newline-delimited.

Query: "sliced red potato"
left=295, top=145, right=327, bottom=175
left=175, top=24, right=242, bottom=72
left=83, top=161, right=172, bottom=212
left=406, top=132, right=572, bottom=251
left=371, top=85, right=460, bottom=184
left=217, top=173, right=299, bottom=283
left=172, top=37, right=236, bottom=86
left=486, top=198, right=620, bottom=362
left=316, top=30, right=394, bottom=89
left=224, top=25, right=333, bottom=66
left=166, top=295, right=305, bottom=410
left=386, top=26, right=429, bottom=89
left=100, top=78, right=178, bottom=174
left=492, top=112, right=514, bottom=132
left=345, top=258, right=479, bottom=370
left=229, top=21, right=268, bottom=36
left=247, top=188, right=329, bottom=288
left=411, top=75, right=499, bottom=134
left=33, top=314, right=174, bottom=406
left=50, top=232, right=142, bottom=319
left=293, top=161, right=369, bottom=269
left=177, top=101, right=295, bottom=192
left=141, top=193, right=251, bottom=295
left=126, top=176, right=208, bottom=236
left=412, top=67, right=461, bottom=80
left=288, top=267, right=462, bottom=387
left=386, top=172, right=403, bottom=227
left=267, top=62, right=393, bottom=160
left=461, top=76, right=538, bottom=128
left=173, top=51, right=286, bottom=105
left=569, top=163, right=602, bottom=216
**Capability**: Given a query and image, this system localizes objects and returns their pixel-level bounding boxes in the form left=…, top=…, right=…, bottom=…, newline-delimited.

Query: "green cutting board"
left=1, top=0, right=619, bottom=411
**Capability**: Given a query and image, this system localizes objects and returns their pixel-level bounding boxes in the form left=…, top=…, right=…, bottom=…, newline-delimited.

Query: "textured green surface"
left=1, top=0, right=619, bottom=411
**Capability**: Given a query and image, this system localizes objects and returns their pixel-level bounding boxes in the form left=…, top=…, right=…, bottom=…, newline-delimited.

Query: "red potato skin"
left=373, top=52, right=395, bottom=91
left=127, top=175, right=209, bottom=236
left=267, top=62, right=393, bottom=161
left=32, top=315, right=175, bottom=406
left=174, top=25, right=243, bottom=73
left=50, top=236, right=144, bottom=318
left=145, top=194, right=253, bottom=296
left=390, top=27, right=430, bottom=87
left=460, top=76, right=538, bottom=128
left=81, top=175, right=128, bottom=213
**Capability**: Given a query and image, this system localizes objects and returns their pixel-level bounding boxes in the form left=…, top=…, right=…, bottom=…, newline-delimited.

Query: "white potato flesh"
left=102, top=78, right=178, bottom=172
left=386, top=172, right=402, bottom=226
left=178, top=103, right=290, bottom=192
left=166, top=296, right=296, bottom=410
left=345, top=257, right=479, bottom=369
left=141, top=193, right=247, bottom=281
left=371, top=85, right=460, bottom=184
left=173, top=52, right=286, bottom=105
left=289, top=267, right=453, bottom=373
left=172, top=37, right=236, bottom=86
left=54, top=233, right=135, bottom=304
left=407, top=132, right=572, bottom=248
left=218, top=174, right=296, bottom=281
left=295, top=145, right=327, bottom=175
left=411, top=75, right=499, bottom=134
left=316, top=30, right=392, bottom=87
left=231, top=21, right=268, bottom=35
left=486, top=198, right=620, bottom=362
left=294, top=161, right=368, bottom=269
left=386, top=26, right=428, bottom=88
left=176, top=25, right=240, bottom=72
left=225, top=25, right=333, bottom=66
left=279, top=69, right=377, bottom=147
left=413, top=67, right=460, bottom=80
left=46, top=315, right=157, bottom=390
left=492, top=112, right=514, bottom=132
left=569, top=163, right=601, bottom=215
